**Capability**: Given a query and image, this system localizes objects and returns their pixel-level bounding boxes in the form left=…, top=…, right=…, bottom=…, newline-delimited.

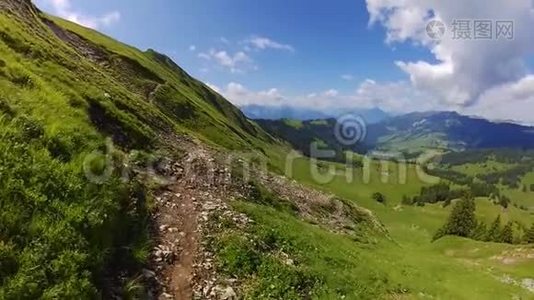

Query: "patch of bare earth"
left=141, top=140, right=384, bottom=299
left=491, top=247, right=534, bottom=265
left=257, top=171, right=387, bottom=235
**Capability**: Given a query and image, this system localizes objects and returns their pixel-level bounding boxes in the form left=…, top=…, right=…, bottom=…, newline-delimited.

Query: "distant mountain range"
left=241, top=105, right=389, bottom=124
left=367, top=111, right=534, bottom=152
left=255, top=111, right=534, bottom=156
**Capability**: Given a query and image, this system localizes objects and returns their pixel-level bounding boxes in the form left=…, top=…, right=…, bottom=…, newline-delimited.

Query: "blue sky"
left=34, top=0, right=534, bottom=123
left=36, top=1, right=415, bottom=90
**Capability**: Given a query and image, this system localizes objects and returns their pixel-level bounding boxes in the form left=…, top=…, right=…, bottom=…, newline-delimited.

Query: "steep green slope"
left=2, top=0, right=271, bottom=152
left=0, top=0, right=272, bottom=297
left=46, top=15, right=272, bottom=151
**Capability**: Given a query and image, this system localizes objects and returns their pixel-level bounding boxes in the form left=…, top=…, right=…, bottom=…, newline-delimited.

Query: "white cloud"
left=245, top=36, right=295, bottom=52
left=198, top=49, right=255, bottom=73
left=36, top=0, right=121, bottom=29
left=189, top=45, right=196, bottom=52
left=208, top=82, right=285, bottom=106
left=207, top=79, right=441, bottom=115
left=464, top=75, right=534, bottom=124
left=365, top=0, right=534, bottom=123
left=214, top=77, right=534, bottom=124
left=98, top=11, right=120, bottom=26
left=299, top=80, right=438, bottom=113
left=341, top=74, right=355, bottom=81
left=355, top=79, right=441, bottom=112
left=201, top=2, right=534, bottom=123
left=197, top=35, right=293, bottom=74
left=323, top=89, right=339, bottom=97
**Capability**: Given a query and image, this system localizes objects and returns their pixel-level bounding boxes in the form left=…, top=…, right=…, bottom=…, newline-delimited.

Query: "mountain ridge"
left=241, top=104, right=389, bottom=123
left=255, top=110, right=534, bottom=156
left=367, top=111, right=534, bottom=152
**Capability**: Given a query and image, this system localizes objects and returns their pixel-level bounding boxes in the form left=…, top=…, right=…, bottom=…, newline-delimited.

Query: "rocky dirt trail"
left=168, top=184, right=198, bottom=300
left=153, top=183, right=199, bottom=300
left=144, top=146, right=248, bottom=300
left=143, top=140, right=384, bottom=300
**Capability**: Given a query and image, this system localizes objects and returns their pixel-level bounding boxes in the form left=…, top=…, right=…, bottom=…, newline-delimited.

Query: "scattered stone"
left=219, top=286, right=237, bottom=300
left=522, top=278, right=534, bottom=292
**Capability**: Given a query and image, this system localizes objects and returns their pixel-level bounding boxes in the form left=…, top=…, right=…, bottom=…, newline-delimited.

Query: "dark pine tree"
left=470, top=221, right=488, bottom=241
left=433, top=196, right=476, bottom=241
left=486, top=215, right=502, bottom=242
left=526, top=224, right=534, bottom=244
left=499, top=221, right=514, bottom=244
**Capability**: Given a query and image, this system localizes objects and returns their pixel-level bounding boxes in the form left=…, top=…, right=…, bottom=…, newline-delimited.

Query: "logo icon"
left=334, top=114, right=367, bottom=146
left=426, top=20, right=446, bottom=40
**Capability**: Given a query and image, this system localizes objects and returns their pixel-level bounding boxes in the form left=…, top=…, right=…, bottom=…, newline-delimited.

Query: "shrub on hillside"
left=372, top=192, right=386, bottom=205
left=401, top=195, right=413, bottom=205
left=408, top=183, right=468, bottom=206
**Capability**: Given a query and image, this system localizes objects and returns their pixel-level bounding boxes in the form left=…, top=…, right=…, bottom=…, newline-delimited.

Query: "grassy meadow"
left=213, top=146, right=534, bottom=299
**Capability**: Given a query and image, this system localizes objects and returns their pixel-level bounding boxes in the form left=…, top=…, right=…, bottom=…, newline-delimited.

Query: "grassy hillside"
left=254, top=147, right=534, bottom=298
left=0, top=0, right=273, bottom=297
left=2, top=0, right=271, bottom=151
left=1, top=1, right=533, bottom=299
left=205, top=143, right=534, bottom=298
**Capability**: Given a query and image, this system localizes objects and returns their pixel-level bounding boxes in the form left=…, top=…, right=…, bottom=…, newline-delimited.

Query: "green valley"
left=0, top=1, right=533, bottom=299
